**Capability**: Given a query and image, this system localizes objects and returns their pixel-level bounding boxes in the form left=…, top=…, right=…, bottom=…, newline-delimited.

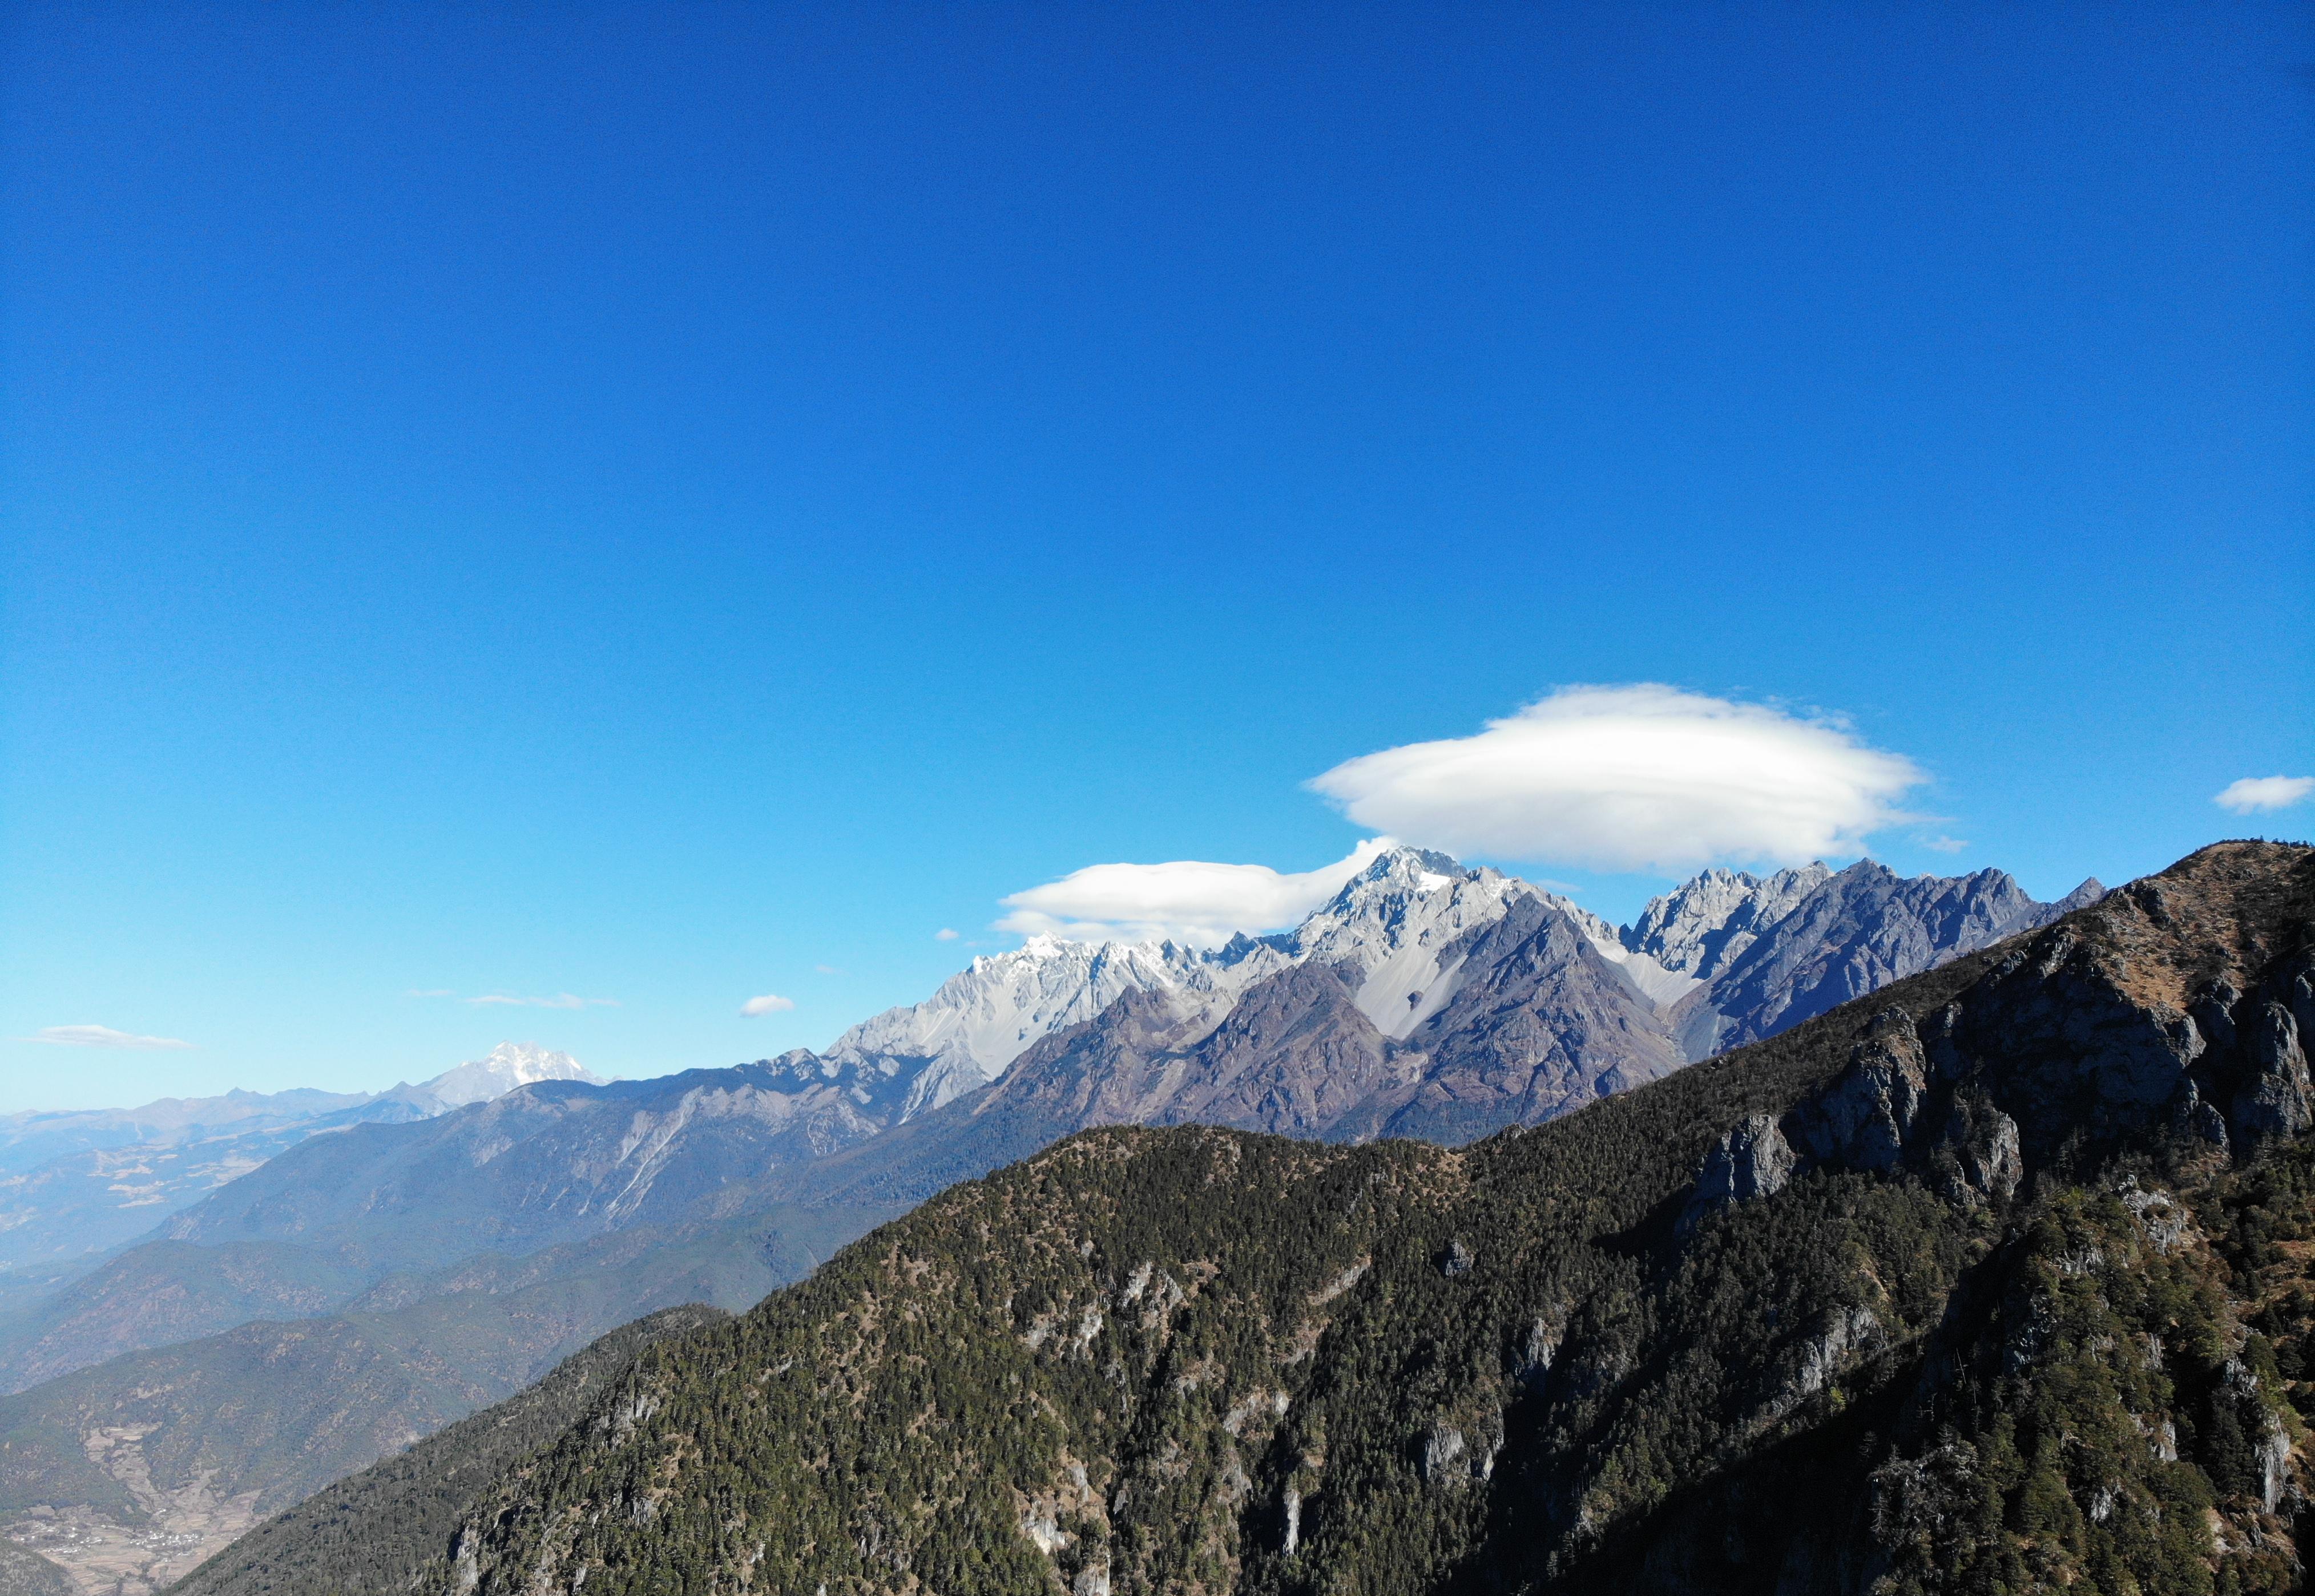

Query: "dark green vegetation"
left=167, top=1305, right=725, bottom=1596
left=381, top=842, right=2315, bottom=1595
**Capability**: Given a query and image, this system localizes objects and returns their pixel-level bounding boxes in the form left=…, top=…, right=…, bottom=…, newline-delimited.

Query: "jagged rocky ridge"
left=765, top=848, right=2098, bottom=1204
left=6, top=851, right=2078, bottom=1392
left=378, top=841, right=2314, bottom=1596
left=777, top=848, right=2096, bottom=1131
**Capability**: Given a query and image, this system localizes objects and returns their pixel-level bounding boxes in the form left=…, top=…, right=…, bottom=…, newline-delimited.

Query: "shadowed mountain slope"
left=0, top=1066, right=890, bottom=1392
left=161, top=1305, right=724, bottom=1596
left=375, top=841, right=2314, bottom=1596
left=0, top=1210, right=886, bottom=1596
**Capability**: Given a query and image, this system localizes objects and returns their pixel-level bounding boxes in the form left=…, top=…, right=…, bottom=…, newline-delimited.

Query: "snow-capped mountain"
left=1267, top=846, right=1535, bottom=1037
left=810, top=847, right=1547, bottom=1124
left=408, top=1041, right=605, bottom=1111
left=813, top=938, right=1220, bottom=1118
left=784, top=844, right=2107, bottom=1147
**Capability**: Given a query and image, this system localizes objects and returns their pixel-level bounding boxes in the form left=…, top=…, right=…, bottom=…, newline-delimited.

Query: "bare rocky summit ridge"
left=772, top=848, right=2100, bottom=1206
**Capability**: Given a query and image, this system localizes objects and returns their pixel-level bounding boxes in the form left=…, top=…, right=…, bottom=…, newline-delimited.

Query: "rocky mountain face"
left=1666, top=860, right=2106, bottom=1057
left=771, top=848, right=2096, bottom=1209
left=365, top=841, right=2315, bottom=1596
left=1624, top=861, right=1834, bottom=979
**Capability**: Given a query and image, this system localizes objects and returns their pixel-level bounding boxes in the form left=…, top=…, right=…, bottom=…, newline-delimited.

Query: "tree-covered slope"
left=391, top=841, right=2315, bottom=1596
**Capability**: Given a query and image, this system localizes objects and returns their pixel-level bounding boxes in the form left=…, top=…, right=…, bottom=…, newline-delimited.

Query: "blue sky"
left=2, top=2, right=2309, bottom=1110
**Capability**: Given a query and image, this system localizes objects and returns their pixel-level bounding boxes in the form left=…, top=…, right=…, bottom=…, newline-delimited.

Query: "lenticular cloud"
left=998, top=839, right=1394, bottom=946
left=1308, top=684, right=1923, bottom=873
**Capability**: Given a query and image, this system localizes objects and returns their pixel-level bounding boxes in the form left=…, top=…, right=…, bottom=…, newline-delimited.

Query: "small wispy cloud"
left=739, top=993, right=795, bottom=1017
left=1918, top=834, right=1970, bottom=854
left=465, top=993, right=619, bottom=1010
left=2215, top=775, right=2314, bottom=815
left=813, top=964, right=843, bottom=975
left=22, top=1024, right=193, bottom=1050
left=934, top=928, right=960, bottom=942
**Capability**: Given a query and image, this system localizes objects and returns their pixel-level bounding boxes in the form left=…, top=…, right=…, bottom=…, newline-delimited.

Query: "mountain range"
left=0, top=850, right=2101, bottom=1594
left=763, top=848, right=2099, bottom=1198
left=178, top=839, right=2315, bottom=1596
left=0, top=1044, right=603, bottom=1302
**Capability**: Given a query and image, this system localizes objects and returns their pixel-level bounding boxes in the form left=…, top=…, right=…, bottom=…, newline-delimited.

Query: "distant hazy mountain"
left=404, top=1041, right=604, bottom=1110
left=0, top=1212, right=865, bottom=1596
left=0, top=1044, right=606, bottom=1298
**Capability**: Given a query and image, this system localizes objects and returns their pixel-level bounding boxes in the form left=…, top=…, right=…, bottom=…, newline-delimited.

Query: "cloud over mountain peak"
left=1308, top=684, right=1923, bottom=873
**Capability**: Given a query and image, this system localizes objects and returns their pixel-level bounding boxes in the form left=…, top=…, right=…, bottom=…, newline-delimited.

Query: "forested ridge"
left=201, top=842, right=2315, bottom=1595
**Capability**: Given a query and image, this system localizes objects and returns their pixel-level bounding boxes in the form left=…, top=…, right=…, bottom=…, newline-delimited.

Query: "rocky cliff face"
left=382, top=841, right=2315, bottom=1596
left=1626, top=861, right=1834, bottom=978
left=1675, top=858, right=2103, bottom=1057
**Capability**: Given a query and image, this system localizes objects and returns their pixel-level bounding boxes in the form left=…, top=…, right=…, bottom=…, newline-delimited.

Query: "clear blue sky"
left=3, top=3, right=2309, bottom=1110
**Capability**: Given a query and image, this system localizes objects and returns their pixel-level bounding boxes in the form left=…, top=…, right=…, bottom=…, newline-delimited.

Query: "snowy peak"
left=819, top=845, right=1518, bottom=1117
left=1624, top=862, right=1835, bottom=979
left=799, top=845, right=2106, bottom=1136
left=417, top=1042, right=604, bottom=1110
left=823, top=936, right=1213, bottom=1118
left=1284, top=846, right=1540, bottom=1039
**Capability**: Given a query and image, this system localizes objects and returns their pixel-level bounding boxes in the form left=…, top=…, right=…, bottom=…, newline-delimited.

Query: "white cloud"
left=739, top=993, right=794, bottom=1017
left=466, top=993, right=619, bottom=1009
left=1309, top=684, right=1923, bottom=874
left=1918, top=834, right=1969, bottom=854
left=934, top=928, right=960, bottom=942
left=998, top=839, right=1392, bottom=947
left=2215, top=775, right=2314, bottom=815
left=23, top=1024, right=193, bottom=1050
left=813, top=964, right=843, bottom=975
